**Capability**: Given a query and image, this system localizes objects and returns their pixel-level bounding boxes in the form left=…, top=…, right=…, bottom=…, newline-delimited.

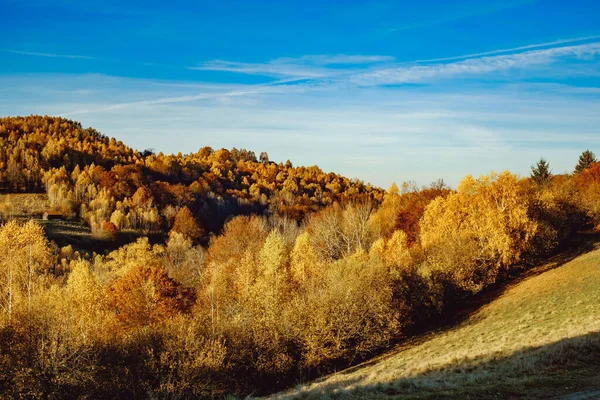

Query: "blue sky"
left=1, top=0, right=600, bottom=188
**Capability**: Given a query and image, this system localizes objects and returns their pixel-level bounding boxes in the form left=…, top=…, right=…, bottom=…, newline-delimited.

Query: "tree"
left=531, top=158, right=552, bottom=186
left=65, top=260, right=114, bottom=345
left=574, top=162, right=600, bottom=226
left=171, top=206, right=203, bottom=242
left=382, top=230, right=412, bottom=271
left=110, top=209, right=126, bottom=230
left=102, top=221, right=118, bottom=240
left=575, top=150, right=597, bottom=174
left=259, top=151, right=269, bottom=164
left=368, top=183, right=401, bottom=239
left=421, top=172, right=537, bottom=292
left=306, top=201, right=375, bottom=261
left=258, top=230, right=288, bottom=280
left=290, top=231, right=321, bottom=284
left=108, top=265, right=196, bottom=330
left=0, top=220, right=52, bottom=323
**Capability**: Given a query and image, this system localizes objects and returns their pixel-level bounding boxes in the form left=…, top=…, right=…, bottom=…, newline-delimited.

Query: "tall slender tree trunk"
left=210, top=287, right=215, bottom=336
left=28, top=245, right=32, bottom=316
left=8, top=265, right=12, bottom=324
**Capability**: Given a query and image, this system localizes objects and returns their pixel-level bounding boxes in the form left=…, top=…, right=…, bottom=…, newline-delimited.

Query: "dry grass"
left=0, top=193, right=49, bottom=217
left=269, top=237, right=600, bottom=400
left=0, top=193, right=161, bottom=254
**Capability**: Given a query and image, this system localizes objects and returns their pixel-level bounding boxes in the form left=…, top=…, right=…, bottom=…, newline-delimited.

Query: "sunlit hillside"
left=1, top=117, right=600, bottom=399
left=272, top=234, right=600, bottom=400
left=4, top=0, right=600, bottom=398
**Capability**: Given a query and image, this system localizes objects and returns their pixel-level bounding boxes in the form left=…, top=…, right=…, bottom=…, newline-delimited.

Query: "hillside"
left=271, top=234, right=600, bottom=400
left=0, top=116, right=384, bottom=241
left=1, top=116, right=600, bottom=399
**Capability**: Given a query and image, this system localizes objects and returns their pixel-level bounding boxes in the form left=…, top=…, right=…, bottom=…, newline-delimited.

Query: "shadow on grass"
left=286, top=330, right=600, bottom=400
left=40, top=219, right=164, bottom=254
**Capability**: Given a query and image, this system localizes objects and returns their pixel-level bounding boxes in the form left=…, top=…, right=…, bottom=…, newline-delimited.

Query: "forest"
left=1, top=115, right=600, bottom=398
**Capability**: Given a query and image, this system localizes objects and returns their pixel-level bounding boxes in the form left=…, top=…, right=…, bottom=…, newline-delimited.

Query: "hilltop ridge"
left=0, top=115, right=384, bottom=239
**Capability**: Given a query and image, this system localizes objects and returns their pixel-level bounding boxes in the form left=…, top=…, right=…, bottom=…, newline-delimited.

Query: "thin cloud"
left=1, top=49, right=95, bottom=60
left=191, top=54, right=395, bottom=78
left=409, top=35, right=600, bottom=64
left=63, top=77, right=312, bottom=115
left=65, top=39, right=600, bottom=114
left=281, top=54, right=395, bottom=65
left=190, top=60, right=329, bottom=78
left=350, top=41, right=600, bottom=86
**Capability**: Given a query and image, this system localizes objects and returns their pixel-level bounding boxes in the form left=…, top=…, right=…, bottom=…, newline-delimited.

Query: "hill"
left=271, top=234, right=600, bottom=400
left=0, top=115, right=384, bottom=242
left=1, top=116, right=600, bottom=399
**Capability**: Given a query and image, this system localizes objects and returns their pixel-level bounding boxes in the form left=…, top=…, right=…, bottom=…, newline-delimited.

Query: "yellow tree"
left=368, top=183, right=401, bottom=239
left=290, top=231, right=322, bottom=285
left=258, top=230, right=288, bottom=281
left=254, top=229, right=289, bottom=316
left=382, top=230, right=413, bottom=273
left=421, top=171, right=537, bottom=292
left=0, top=220, right=52, bottom=323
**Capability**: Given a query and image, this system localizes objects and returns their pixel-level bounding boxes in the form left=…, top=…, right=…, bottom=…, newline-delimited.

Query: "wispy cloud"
left=191, top=54, right=395, bottom=78
left=190, top=59, right=329, bottom=78
left=280, top=54, right=395, bottom=65
left=4, top=71, right=600, bottom=187
left=63, top=78, right=312, bottom=115
left=192, top=39, right=600, bottom=86
left=409, top=35, right=600, bottom=63
left=1, top=49, right=95, bottom=60
left=43, top=38, right=600, bottom=120
left=349, top=41, right=600, bottom=86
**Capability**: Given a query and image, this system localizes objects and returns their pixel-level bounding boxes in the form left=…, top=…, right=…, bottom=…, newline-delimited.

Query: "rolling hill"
left=271, top=233, right=600, bottom=400
left=2, top=115, right=600, bottom=399
left=0, top=115, right=384, bottom=240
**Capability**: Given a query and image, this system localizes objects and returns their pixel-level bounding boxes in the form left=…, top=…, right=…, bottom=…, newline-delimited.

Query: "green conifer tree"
left=530, top=158, right=552, bottom=185
left=575, top=150, right=597, bottom=174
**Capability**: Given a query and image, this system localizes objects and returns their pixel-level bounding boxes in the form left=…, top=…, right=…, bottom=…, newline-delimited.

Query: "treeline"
left=2, top=147, right=600, bottom=397
left=0, top=116, right=383, bottom=238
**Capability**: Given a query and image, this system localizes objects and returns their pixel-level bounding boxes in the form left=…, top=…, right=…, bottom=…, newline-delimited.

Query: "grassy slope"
left=271, top=235, right=600, bottom=400
left=0, top=193, right=49, bottom=217
left=0, top=193, right=160, bottom=254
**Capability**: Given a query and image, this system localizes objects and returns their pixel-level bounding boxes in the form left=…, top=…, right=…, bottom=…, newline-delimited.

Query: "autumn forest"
left=1, top=115, right=600, bottom=398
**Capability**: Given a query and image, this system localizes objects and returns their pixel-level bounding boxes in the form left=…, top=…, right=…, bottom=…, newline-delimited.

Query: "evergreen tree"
left=575, top=150, right=597, bottom=173
left=530, top=158, right=552, bottom=185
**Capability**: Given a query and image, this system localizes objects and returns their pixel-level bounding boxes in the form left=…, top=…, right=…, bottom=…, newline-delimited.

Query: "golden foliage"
left=0, top=220, right=52, bottom=324
left=108, top=265, right=196, bottom=331
left=1, top=114, right=598, bottom=398
left=0, top=116, right=384, bottom=238
left=421, top=172, right=537, bottom=292
left=170, top=206, right=203, bottom=241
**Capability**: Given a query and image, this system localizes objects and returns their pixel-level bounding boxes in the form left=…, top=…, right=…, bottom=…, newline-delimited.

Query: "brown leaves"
left=421, top=172, right=538, bottom=292
left=108, top=265, right=196, bottom=331
left=170, top=206, right=204, bottom=242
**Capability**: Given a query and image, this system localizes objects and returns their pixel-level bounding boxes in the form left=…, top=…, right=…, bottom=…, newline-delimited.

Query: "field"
left=40, top=219, right=162, bottom=254
left=0, top=193, right=49, bottom=218
left=0, top=193, right=162, bottom=254
left=271, top=234, right=600, bottom=400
